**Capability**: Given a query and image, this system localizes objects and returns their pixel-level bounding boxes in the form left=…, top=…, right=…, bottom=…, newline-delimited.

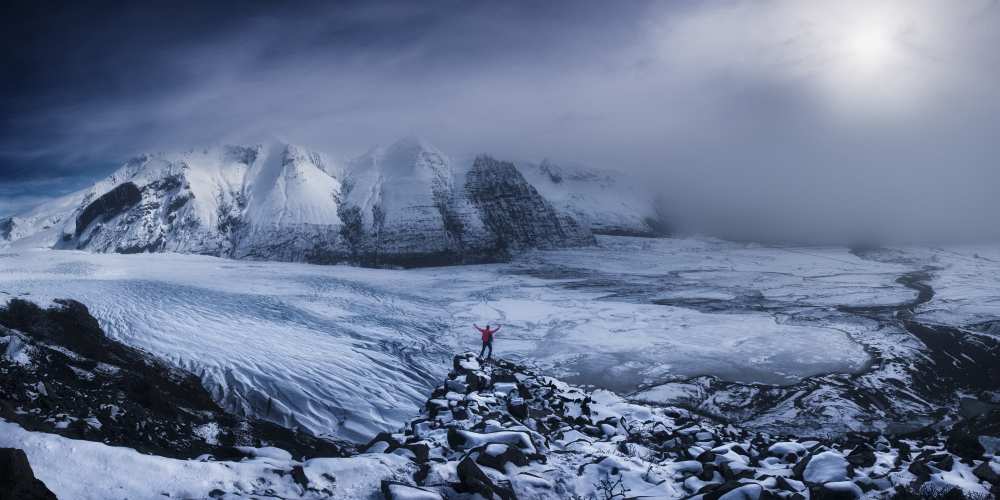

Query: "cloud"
left=1, top=0, right=998, bottom=243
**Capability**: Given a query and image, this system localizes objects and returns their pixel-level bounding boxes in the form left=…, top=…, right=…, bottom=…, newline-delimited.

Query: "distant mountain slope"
left=337, top=138, right=496, bottom=266
left=519, top=159, right=668, bottom=236
left=464, top=156, right=593, bottom=250
left=1, top=138, right=664, bottom=266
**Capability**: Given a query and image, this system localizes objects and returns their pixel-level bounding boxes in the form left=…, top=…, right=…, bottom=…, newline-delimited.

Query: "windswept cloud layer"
left=2, top=0, right=999, bottom=242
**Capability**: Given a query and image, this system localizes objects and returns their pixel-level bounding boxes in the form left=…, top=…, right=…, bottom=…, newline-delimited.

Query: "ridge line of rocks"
left=363, top=353, right=998, bottom=499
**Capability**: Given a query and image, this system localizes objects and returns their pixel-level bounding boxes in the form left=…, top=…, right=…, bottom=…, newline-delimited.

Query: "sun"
left=844, top=28, right=896, bottom=74
left=818, top=19, right=924, bottom=118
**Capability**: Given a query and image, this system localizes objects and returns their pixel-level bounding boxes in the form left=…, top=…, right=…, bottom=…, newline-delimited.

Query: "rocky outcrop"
left=0, top=448, right=56, bottom=500
left=0, top=298, right=351, bottom=460
left=74, top=181, right=142, bottom=238
left=59, top=157, right=220, bottom=255
left=0, top=217, right=13, bottom=242
left=465, top=156, right=594, bottom=251
left=352, top=353, right=999, bottom=499
left=4, top=326, right=998, bottom=498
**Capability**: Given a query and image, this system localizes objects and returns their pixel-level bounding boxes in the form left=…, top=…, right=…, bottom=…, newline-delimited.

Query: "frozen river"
left=2, top=236, right=993, bottom=441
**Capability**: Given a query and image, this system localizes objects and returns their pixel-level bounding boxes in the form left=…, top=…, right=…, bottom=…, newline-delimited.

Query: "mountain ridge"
left=1, top=139, right=663, bottom=267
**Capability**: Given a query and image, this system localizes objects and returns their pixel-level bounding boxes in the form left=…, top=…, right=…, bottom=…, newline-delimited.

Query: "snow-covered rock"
left=802, top=451, right=851, bottom=484
left=3, top=350, right=998, bottom=499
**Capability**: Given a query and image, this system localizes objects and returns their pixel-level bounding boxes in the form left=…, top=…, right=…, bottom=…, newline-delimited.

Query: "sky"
left=2, top=0, right=999, bottom=243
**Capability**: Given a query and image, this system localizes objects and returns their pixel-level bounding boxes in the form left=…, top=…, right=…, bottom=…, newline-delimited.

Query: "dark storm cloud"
left=2, top=0, right=999, bottom=242
left=0, top=0, right=652, bottom=178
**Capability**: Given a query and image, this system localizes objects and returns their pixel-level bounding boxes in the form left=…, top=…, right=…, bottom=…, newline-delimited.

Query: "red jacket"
left=475, top=325, right=500, bottom=342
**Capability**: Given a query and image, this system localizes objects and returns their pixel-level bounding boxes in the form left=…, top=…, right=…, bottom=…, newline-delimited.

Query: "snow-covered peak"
left=348, top=137, right=450, bottom=186
left=243, top=143, right=342, bottom=228
left=343, top=137, right=454, bottom=229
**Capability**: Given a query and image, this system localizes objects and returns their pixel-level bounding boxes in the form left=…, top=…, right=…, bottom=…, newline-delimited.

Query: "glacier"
left=4, top=235, right=993, bottom=443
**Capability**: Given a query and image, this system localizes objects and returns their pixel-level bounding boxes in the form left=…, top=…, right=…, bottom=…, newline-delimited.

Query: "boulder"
left=403, top=441, right=431, bottom=463
left=929, top=453, right=955, bottom=471
left=0, top=448, right=57, bottom=500
left=448, top=428, right=535, bottom=454
left=290, top=465, right=309, bottom=489
left=946, top=428, right=986, bottom=461
left=792, top=453, right=813, bottom=480
left=894, top=440, right=912, bottom=461
left=457, top=456, right=516, bottom=500
left=381, top=480, right=444, bottom=500
left=453, top=353, right=481, bottom=373
left=477, top=443, right=528, bottom=470
left=708, top=483, right=762, bottom=500
left=810, top=481, right=863, bottom=500
left=507, top=397, right=528, bottom=420
left=446, top=379, right=469, bottom=394
left=466, top=371, right=491, bottom=392
left=973, top=461, right=999, bottom=485
left=776, top=476, right=806, bottom=493
left=769, top=441, right=808, bottom=459
left=846, top=444, right=876, bottom=468
left=802, top=451, right=850, bottom=484
left=907, top=460, right=932, bottom=482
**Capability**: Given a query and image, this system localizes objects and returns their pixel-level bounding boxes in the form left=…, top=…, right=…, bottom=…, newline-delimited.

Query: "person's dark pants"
left=479, top=340, right=493, bottom=359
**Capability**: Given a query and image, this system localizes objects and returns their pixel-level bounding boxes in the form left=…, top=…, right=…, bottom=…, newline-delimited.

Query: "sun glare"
left=820, top=17, right=924, bottom=118
left=845, top=28, right=895, bottom=74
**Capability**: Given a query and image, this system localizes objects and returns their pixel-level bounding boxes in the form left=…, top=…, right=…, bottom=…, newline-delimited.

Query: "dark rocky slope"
left=0, top=298, right=351, bottom=460
left=0, top=448, right=56, bottom=500
left=363, top=353, right=1000, bottom=499
left=465, top=156, right=594, bottom=252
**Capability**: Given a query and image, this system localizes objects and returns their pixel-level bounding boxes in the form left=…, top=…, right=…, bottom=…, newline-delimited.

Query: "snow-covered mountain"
left=0, top=143, right=346, bottom=261
left=519, top=159, right=669, bottom=236
left=0, top=138, right=657, bottom=266
left=63, top=143, right=344, bottom=259
left=337, top=138, right=499, bottom=266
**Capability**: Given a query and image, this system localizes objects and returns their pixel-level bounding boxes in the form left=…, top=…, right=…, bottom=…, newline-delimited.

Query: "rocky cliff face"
left=0, top=217, right=13, bottom=243
left=465, top=156, right=594, bottom=251
left=0, top=299, right=350, bottom=460
left=336, top=138, right=498, bottom=267
left=6, top=138, right=608, bottom=267
left=362, top=353, right=1000, bottom=499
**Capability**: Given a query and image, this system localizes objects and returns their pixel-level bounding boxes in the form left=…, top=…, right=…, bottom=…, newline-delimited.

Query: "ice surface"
left=908, top=245, right=1000, bottom=329
left=2, top=235, right=989, bottom=441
